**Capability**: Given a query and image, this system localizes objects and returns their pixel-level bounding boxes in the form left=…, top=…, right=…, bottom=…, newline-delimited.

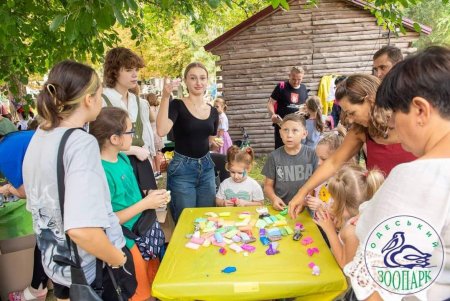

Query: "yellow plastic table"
left=152, top=207, right=347, bottom=301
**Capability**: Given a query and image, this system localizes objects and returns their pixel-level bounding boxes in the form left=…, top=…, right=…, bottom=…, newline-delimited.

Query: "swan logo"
left=364, top=215, right=444, bottom=295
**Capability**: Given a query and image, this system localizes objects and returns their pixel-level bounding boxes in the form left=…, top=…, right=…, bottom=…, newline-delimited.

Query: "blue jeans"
left=167, top=152, right=216, bottom=223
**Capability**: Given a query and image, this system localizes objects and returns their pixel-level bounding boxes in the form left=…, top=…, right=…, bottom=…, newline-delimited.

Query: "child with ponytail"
left=303, top=96, right=324, bottom=148
left=216, top=146, right=264, bottom=207
left=314, top=164, right=385, bottom=269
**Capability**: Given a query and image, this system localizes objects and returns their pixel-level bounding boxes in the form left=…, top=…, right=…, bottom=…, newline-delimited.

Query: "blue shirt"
left=0, top=130, right=34, bottom=188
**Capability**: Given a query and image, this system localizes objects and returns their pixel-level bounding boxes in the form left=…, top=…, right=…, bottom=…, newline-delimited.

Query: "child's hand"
left=306, top=196, right=324, bottom=211
left=236, top=199, right=252, bottom=207
left=271, top=197, right=287, bottom=211
left=223, top=199, right=235, bottom=207
left=142, top=189, right=169, bottom=210
left=313, top=208, right=335, bottom=233
left=0, top=184, right=11, bottom=196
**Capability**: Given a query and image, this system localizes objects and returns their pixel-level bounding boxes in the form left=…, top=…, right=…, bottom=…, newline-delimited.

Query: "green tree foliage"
left=0, top=0, right=447, bottom=106
left=405, top=0, right=450, bottom=47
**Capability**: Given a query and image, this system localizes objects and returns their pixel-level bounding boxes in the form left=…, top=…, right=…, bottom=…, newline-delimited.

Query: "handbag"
left=53, top=128, right=130, bottom=301
left=122, top=209, right=165, bottom=260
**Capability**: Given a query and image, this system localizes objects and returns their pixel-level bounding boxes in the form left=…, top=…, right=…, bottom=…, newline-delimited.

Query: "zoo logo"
left=364, top=215, right=444, bottom=295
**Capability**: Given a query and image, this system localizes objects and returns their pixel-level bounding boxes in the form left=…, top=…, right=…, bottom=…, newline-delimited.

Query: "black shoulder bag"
left=52, top=128, right=128, bottom=301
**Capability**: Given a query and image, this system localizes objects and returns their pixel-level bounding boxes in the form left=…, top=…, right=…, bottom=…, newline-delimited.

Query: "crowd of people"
left=0, top=44, right=448, bottom=301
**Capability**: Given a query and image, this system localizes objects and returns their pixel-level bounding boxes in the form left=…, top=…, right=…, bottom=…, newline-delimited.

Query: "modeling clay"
left=275, top=214, right=286, bottom=220
left=255, top=219, right=267, bottom=229
left=301, top=237, right=314, bottom=245
left=265, top=242, right=279, bottom=255
left=205, top=212, right=218, bottom=217
left=284, top=226, right=294, bottom=235
left=219, top=212, right=231, bottom=217
left=232, top=235, right=241, bottom=243
left=223, top=238, right=233, bottom=245
left=214, top=233, right=223, bottom=243
left=185, top=242, right=201, bottom=250
left=202, top=239, right=211, bottom=247
left=273, top=220, right=287, bottom=226
left=280, top=208, right=288, bottom=216
left=308, top=262, right=320, bottom=275
left=229, top=243, right=243, bottom=253
left=219, top=247, right=227, bottom=255
left=293, top=224, right=303, bottom=241
left=307, top=247, right=319, bottom=257
left=241, top=244, right=256, bottom=252
left=224, top=229, right=239, bottom=238
left=190, top=237, right=205, bottom=245
left=263, top=216, right=274, bottom=225
left=221, top=266, right=237, bottom=273
left=256, top=207, right=269, bottom=215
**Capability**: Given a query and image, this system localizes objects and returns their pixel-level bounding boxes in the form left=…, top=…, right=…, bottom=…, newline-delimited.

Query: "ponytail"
left=226, top=145, right=255, bottom=170
left=37, top=60, right=100, bottom=130
left=305, top=96, right=324, bottom=133
left=365, top=169, right=385, bottom=199
left=328, top=164, right=385, bottom=229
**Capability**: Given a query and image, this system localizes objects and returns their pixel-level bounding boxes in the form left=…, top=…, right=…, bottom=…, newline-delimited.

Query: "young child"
left=314, top=164, right=384, bottom=269
left=303, top=96, right=324, bottom=148
left=214, top=98, right=232, bottom=155
left=306, top=126, right=347, bottom=212
left=90, top=107, right=169, bottom=301
left=262, top=113, right=318, bottom=210
left=216, top=146, right=264, bottom=207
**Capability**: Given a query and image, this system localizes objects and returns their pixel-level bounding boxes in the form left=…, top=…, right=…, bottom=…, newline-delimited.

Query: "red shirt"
left=366, top=134, right=417, bottom=176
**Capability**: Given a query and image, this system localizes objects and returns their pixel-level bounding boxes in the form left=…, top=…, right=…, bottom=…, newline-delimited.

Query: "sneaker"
left=154, top=172, right=163, bottom=180
left=9, top=286, right=48, bottom=301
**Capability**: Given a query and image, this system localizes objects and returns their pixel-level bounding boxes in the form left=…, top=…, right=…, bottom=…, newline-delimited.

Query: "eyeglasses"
left=118, top=129, right=135, bottom=137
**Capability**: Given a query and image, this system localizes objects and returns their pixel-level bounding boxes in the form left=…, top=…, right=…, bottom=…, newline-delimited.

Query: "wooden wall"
left=210, top=0, right=420, bottom=155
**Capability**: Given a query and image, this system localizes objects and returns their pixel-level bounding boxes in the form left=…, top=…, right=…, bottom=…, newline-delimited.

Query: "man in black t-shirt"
left=267, top=66, right=309, bottom=149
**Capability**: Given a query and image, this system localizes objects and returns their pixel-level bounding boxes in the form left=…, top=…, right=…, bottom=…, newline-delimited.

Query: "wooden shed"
left=205, top=0, right=430, bottom=155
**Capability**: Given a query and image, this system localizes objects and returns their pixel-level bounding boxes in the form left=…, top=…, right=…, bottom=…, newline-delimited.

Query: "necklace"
left=188, top=97, right=202, bottom=114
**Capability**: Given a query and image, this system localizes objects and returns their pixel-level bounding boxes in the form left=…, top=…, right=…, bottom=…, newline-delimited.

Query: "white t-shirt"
left=216, top=177, right=264, bottom=202
left=344, top=159, right=450, bottom=300
left=103, top=87, right=156, bottom=156
left=218, top=112, right=229, bottom=131
left=23, top=128, right=125, bottom=286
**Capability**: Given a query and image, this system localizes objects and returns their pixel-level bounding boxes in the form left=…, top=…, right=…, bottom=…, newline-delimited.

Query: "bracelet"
left=109, top=252, right=127, bottom=269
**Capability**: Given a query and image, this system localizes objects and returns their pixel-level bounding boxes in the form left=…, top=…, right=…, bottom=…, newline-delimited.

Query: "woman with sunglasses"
left=289, top=74, right=416, bottom=218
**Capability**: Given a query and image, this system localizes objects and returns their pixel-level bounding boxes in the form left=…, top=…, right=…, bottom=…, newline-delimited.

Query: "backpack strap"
left=102, top=94, right=113, bottom=107
left=131, top=94, right=144, bottom=147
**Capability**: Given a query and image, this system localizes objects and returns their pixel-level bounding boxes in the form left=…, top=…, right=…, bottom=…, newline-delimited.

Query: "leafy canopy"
left=0, top=0, right=445, bottom=105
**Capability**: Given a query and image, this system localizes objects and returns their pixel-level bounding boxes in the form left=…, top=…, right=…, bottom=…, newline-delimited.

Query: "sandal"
left=8, top=286, right=48, bottom=301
